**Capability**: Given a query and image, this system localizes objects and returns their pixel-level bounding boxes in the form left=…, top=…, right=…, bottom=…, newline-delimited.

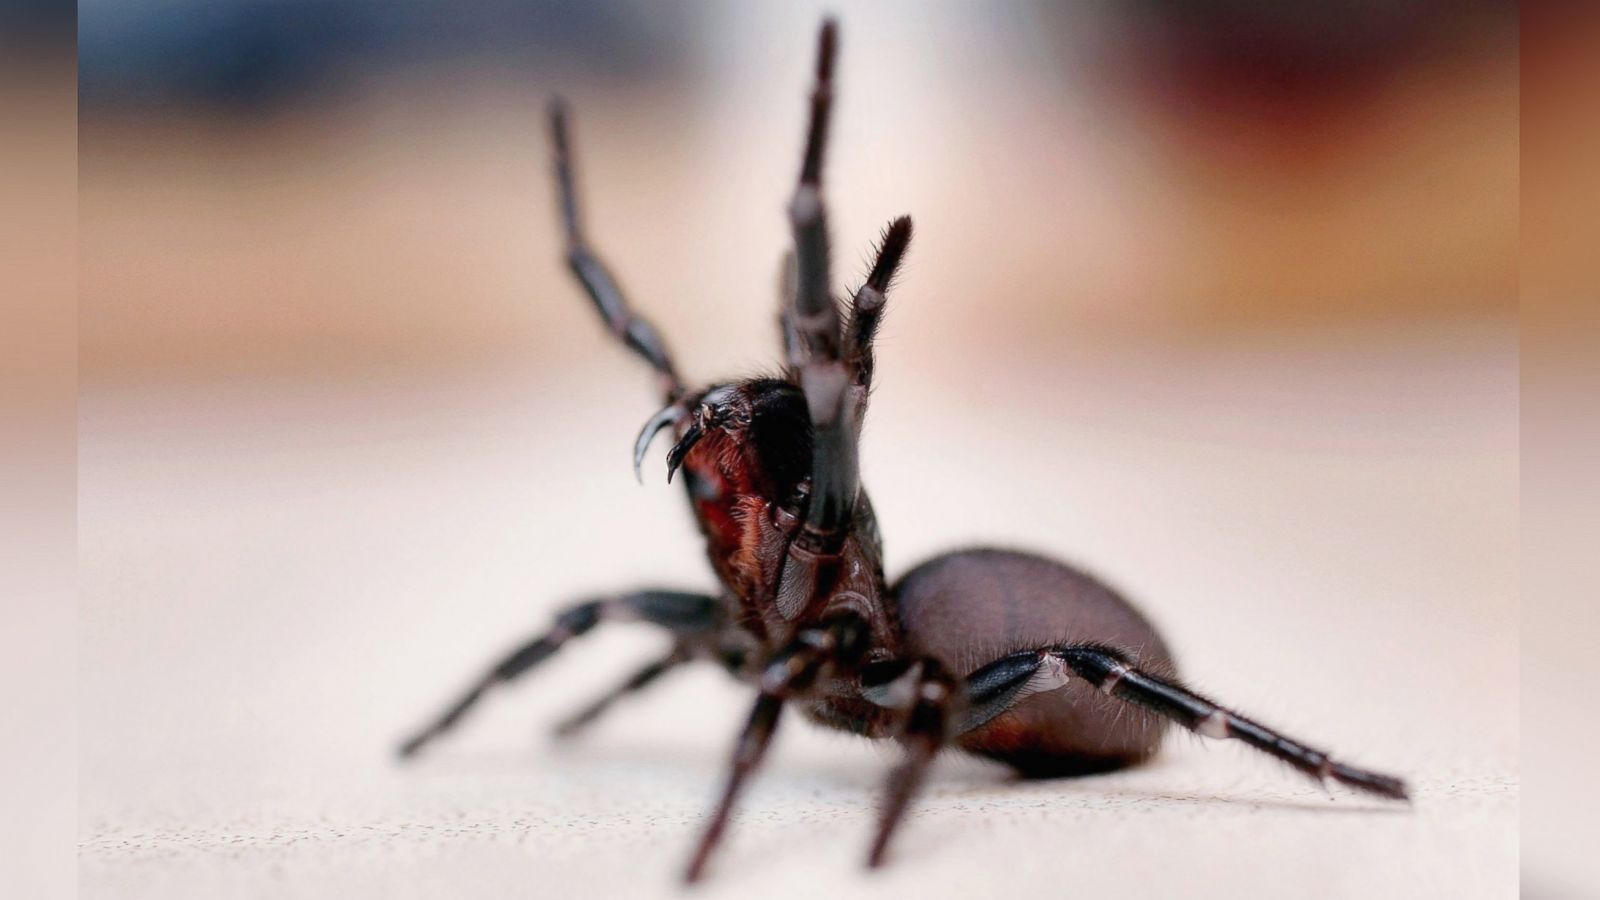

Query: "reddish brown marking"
left=728, top=496, right=773, bottom=595
left=682, top=430, right=781, bottom=599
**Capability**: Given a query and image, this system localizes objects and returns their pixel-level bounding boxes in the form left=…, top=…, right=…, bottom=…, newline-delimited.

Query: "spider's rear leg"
left=1054, top=644, right=1409, bottom=799
left=397, top=589, right=722, bottom=759
left=953, top=644, right=1409, bottom=800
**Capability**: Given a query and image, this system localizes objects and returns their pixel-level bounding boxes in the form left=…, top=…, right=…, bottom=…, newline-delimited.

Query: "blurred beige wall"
left=81, top=3, right=1516, bottom=386
left=3, top=37, right=79, bottom=900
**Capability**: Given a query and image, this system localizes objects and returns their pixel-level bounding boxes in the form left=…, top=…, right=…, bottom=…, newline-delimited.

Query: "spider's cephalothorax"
left=399, top=18, right=1410, bottom=884
left=636, top=376, right=892, bottom=650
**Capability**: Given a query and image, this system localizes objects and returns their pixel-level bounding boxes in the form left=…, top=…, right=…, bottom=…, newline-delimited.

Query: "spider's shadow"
left=413, top=737, right=1411, bottom=816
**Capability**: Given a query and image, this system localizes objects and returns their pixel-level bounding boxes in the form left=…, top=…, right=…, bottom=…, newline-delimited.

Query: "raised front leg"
left=783, top=20, right=856, bottom=553
left=843, top=216, right=913, bottom=409
left=769, top=22, right=912, bottom=623
left=397, top=590, right=723, bottom=759
left=767, top=20, right=860, bottom=623
left=548, top=100, right=684, bottom=403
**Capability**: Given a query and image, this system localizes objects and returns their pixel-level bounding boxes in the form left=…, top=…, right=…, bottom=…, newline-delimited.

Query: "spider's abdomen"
left=892, top=548, right=1175, bottom=778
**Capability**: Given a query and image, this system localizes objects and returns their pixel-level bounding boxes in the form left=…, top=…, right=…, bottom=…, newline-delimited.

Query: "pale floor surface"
left=80, top=330, right=1518, bottom=898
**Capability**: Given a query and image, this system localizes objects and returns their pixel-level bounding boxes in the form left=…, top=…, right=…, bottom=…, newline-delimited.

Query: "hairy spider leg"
left=780, top=214, right=912, bottom=411
left=771, top=18, right=858, bottom=622
left=551, top=646, right=691, bottom=738
left=396, top=590, right=722, bottom=759
left=548, top=99, right=684, bottom=403
left=843, top=216, right=913, bottom=408
left=777, top=252, right=800, bottom=379
left=1052, top=645, right=1409, bottom=799
left=687, top=21, right=929, bottom=879
left=948, top=644, right=1410, bottom=801
left=866, top=656, right=956, bottom=867
left=685, top=614, right=870, bottom=883
left=857, top=641, right=1410, bottom=867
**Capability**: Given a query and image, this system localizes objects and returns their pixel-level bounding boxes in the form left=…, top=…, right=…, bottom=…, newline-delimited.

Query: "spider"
left=398, top=18, right=1409, bottom=884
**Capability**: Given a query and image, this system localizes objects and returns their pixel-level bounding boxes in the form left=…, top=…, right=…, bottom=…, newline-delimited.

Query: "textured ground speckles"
left=82, top=340, right=1517, bottom=899
left=80, top=741, right=1517, bottom=900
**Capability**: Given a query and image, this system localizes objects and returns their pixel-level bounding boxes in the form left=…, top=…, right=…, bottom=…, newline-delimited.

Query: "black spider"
left=398, top=18, right=1409, bottom=883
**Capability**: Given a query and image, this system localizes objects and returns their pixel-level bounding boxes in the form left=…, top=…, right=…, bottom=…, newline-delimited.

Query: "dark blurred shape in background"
left=1, top=0, right=75, bottom=45
left=80, top=0, right=703, bottom=114
left=1094, top=1, right=1511, bottom=108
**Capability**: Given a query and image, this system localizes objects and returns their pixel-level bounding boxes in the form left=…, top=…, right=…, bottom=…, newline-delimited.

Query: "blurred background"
left=78, top=2, right=1528, bottom=898
left=81, top=0, right=1518, bottom=377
